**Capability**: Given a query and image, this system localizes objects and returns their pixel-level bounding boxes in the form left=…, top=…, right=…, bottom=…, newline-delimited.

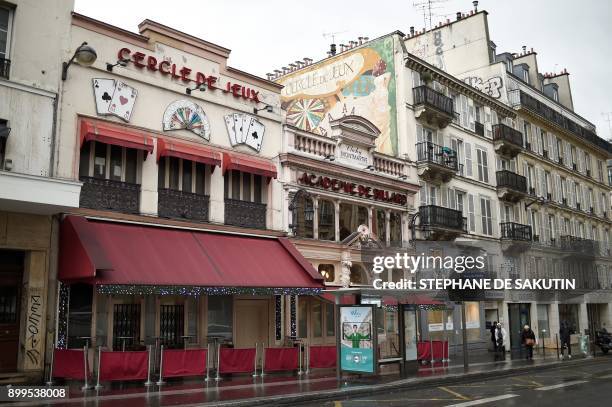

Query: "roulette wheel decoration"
left=286, top=98, right=326, bottom=131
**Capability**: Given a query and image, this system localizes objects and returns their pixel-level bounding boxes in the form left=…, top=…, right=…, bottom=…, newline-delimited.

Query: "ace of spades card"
left=245, top=117, right=265, bottom=152
left=92, top=78, right=116, bottom=115
left=108, top=81, right=138, bottom=122
left=232, top=113, right=243, bottom=143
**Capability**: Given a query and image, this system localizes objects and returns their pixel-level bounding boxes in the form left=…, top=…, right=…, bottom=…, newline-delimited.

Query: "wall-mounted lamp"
left=62, top=42, right=97, bottom=81
left=186, top=83, right=206, bottom=95
left=253, top=104, right=273, bottom=115
left=366, top=165, right=375, bottom=171
left=324, top=154, right=335, bottom=162
left=399, top=174, right=408, bottom=180
left=106, top=58, right=129, bottom=72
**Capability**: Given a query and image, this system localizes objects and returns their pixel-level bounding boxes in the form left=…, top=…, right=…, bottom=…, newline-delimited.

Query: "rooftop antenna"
left=412, top=0, right=448, bottom=31
left=602, top=112, right=612, bottom=139
left=323, top=30, right=348, bottom=45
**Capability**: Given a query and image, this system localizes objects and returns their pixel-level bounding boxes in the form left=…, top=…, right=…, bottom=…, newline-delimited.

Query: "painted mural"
left=278, top=36, right=398, bottom=156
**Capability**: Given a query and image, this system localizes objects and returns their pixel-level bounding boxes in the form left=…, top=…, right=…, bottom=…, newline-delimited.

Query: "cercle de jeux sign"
left=298, top=172, right=407, bottom=205
left=117, top=48, right=261, bottom=102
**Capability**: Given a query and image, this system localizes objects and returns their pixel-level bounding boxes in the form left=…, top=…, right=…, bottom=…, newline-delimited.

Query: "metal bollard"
left=215, top=344, right=221, bottom=381
left=46, top=344, right=55, bottom=386
left=144, top=345, right=153, bottom=386
left=297, top=344, right=303, bottom=375
left=305, top=345, right=310, bottom=375
left=81, top=344, right=93, bottom=390
left=205, top=343, right=211, bottom=382
left=156, top=345, right=165, bottom=385
left=252, top=343, right=259, bottom=378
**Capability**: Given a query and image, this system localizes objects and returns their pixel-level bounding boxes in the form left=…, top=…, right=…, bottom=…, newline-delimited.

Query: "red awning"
left=80, top=119, right=154, bottom=154
left=157, top=138, right=222, bottom=169
left=222, top=152, right=277, bottom=180
left=58, top=216, right=323, bottom=289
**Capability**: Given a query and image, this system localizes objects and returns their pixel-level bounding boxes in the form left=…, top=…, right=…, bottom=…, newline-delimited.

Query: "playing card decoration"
left=162, top=100, right=211, bottom=141
left=92, top=78, right=138, bottom=122
left=224, top=113, right=265, bottom=152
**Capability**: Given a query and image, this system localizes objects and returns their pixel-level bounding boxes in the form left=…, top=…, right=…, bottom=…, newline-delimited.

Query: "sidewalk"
left=14, top=348, right=603, bottom=407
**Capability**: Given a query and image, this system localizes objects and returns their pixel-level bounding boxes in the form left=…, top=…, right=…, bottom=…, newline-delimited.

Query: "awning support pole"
left=205, top=343, right=211, bottom=382
left=215, top=344, right=221, bottom=381
left=95, top=346, right=103, bottom=390
left=144, top=345, right=153, bottom=386
left=81, top=344, right=93, bottom=390
left=252, top=343, right=259, bottom=378
left=46, top=343, right=55, bottom=386
left=156, top=345, right=165, bottom=385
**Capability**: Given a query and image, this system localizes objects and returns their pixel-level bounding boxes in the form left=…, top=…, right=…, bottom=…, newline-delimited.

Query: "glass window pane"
left=318, top=200, right=335, bottom=241
left=298, top=300, right=307, bottom=338
left=254, top=175, right=262, bottom=203
left=224, top=169, right=229, bottom=198
left=296, top=195, right=313, bottom=238
left=109, top=146, right=122, bottom=181
left=67, top=283, right=93, bottom=349
left=93, top=143, right=107, bottom=179
left=207, top=295, right=233, bottom=341
left=79, top=141, right=90, bottom=178
left=158, top=157, right=166, bottom=189
left=313, top=301, right=322, bottom=337
left=243, top=173, right=251, bottom=202
left=376, top=210, right=386, bottom=241
left=232, top=171, right=241, bottom=199
left=537, top=304, right=549, bottom=338
left=195, top=163, right=206, bottom=195
left=0, top=8, right=8, bottom=29
left=182, top=160, right=192, bottom=192
left=125, top=149, right=137, bottom=183
left=169, top=157, right=179, bottom=190
left=326, top=303, right=335, bottom=337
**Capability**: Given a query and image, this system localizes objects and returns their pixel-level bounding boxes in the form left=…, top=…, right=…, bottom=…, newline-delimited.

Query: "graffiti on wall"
left=25, top=291, right=43, bottom=366
left=278, top=36, right=398, bottom=156
left=463, top=76, right=503, bottom=99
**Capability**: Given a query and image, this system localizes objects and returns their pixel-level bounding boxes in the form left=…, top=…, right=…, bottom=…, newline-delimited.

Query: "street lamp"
left=62, top=42, right=97, bottom=80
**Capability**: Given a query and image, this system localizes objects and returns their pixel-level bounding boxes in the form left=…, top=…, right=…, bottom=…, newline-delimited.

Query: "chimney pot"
left=410, top=26, right=415, bottom=35
left=473, top=1, right=478, bottom=12
left=457, top=11, right=462, bottom=20
left=330, top=43, right=337, bottom=56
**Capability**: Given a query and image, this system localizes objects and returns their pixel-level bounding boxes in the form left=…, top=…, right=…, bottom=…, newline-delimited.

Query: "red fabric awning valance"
left=80, top=120, right=154, bottom=154
left=156, top=138, right=222, bottom=169
left=222, top=152, right=277, bottom=180
left=58, top=216, right=323, bottom=289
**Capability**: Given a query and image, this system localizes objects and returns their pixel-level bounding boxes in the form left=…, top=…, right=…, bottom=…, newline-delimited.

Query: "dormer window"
left=552, top=88, right=559, bottom=102
left=523, top=70, right=529, bottom=84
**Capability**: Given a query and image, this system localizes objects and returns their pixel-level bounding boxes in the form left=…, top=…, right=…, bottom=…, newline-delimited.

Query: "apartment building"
left=0, top=0, right=80, bottom=381
left=405, top=6, right=612, bottom=351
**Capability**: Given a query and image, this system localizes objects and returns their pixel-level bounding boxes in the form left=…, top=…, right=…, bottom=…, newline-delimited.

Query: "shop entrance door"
left=508, top=303, right=531, bottom=350
left=0, top=250, right=24, bottom=372
left=235, top=299, right=269, bottom=349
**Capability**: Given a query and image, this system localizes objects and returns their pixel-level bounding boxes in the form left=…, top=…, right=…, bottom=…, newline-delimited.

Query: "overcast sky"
left=75, top=0, right=612, bottom=140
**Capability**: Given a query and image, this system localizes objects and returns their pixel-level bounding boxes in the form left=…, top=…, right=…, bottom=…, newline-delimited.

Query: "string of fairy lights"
left=96, top=285, right=322, bottom=296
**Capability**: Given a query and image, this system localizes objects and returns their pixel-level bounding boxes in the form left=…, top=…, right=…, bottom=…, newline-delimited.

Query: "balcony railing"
left=560, top=235, right=598, bottom=255
left=510, top=89, right=612, bottom=154
left=492, top=123, right=523, bottom=147
left=0, top=58, right=10, bottom=80
left=418, top=205, right=465, bottom=232
left=416, top=141, right=458, bottom=171
left=79, top=176, right=140, bottom=214
left=225, top=199, right=266, bottom=229
left=413, top=85, right=454, bottom=117
left=158, top=189, right=209, bottom=222
left=496, top=170, right=527, bottom=193
left=474, top=121, right=485, bottom=137
left=500, top=222, right=532, bottom=241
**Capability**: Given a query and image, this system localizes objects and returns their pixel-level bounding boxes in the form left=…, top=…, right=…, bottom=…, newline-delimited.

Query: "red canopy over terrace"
left=58, top=216, right=323, bottom=291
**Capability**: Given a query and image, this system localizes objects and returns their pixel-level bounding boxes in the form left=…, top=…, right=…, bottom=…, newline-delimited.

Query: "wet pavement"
left=7, top=346, right=603, bottom=406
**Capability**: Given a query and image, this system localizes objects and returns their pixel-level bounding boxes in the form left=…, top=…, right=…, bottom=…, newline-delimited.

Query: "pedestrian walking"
left=521, top=324, right=536, bottom=360
left=560, top=321, right=572, bottom=359
left=490, top=321, right=498, bottom=352
left=494, top=322, right=508, bottom=360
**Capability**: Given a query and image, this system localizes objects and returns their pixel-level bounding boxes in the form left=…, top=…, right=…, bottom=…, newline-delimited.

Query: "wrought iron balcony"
left=500, top=222, right=532, bottom=241
left=474, top=121, right=485, bottom=137
left=416, top=141, right=458, bottom=182
left=0, top=58, right=10, bottom=80
left=79, top=176, right=140, bottom=214
left=492, top=123, right=523, bottom=158
left=412, top=85, right=454, bottom=128
left=559, top=235, right=598, bottom=258
left=158, top=189, right=209, bottom=222
left=418, top=205, right=466, bottom=239
left=496, top=170, right=527, bottom=202
left=225, top=199, right=267, bottom=229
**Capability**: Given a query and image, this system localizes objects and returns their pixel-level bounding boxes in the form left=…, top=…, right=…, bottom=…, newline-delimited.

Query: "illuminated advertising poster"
left=339, top=305, right=376, bottom=373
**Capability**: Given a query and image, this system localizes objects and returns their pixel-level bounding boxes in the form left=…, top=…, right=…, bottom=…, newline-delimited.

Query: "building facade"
left=405, top=6, right=612, bottom=350
left=0, top=0, right=80, bottom=381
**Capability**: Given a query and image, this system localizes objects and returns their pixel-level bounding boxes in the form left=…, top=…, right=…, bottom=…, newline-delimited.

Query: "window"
left=552, top=88, right=559, bottom=102
left=544, top=171, right=551, bottom=197
left=224, top=170, right=264, bottom=203
left=0, top=6, right=12, bottom=78
left=584, top=152, right=591, bottom=175
left=556, top=137, right=563, bottom=162
left=540, top=130, right=547, bottom=156
left=372, top=209, right=386, bottom=242
left=523, top=121, right=531, bottom=148
left=318, top=264, right=335, bottom=283
left=67, top=284, right=93, bottom=349
left=561, top=177, right=567, bottom=202
left=325, top=303, right=335, bottom=337
left=476, top=147, right=488, bottom=183
left=79, top=141, right=139, bottom=183
left=339, top=203, right=368, bottom=240
left=597, top=160, right=604, bottom=182
left=312, top=301, right=323, bottom=337
left=480, top=197, right=493, bottom=235
left=571, top=146, right=577, bottom=169
left=207, top=295, right=233, bottom=341
left=389, top=212, right=402, bottom=247
left=113, top=301, right=141, bottom=350
left=298, top=299, right=308, bottom=338
left=159, top=157, right=208, bottom=194
left=318, top=200, right=335, bottom=241
left=292, top=194, right=314, bottom=238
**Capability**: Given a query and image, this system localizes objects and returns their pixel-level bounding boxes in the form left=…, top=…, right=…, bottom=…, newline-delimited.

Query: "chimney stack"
left=456, top=12, right=462, bottom=20
left=473, top=1, right=478, bottom=12
left=330, top=43, right=337, bottom=56
left=358, top=36, right=364, bottom=45
left=410, top=26, right=415, bottom=36
left=522, top=45, right=527, bottom=54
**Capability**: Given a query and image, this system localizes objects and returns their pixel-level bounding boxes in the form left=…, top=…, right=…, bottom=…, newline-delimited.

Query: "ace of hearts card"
left=108, top=81, right=138, bottom=122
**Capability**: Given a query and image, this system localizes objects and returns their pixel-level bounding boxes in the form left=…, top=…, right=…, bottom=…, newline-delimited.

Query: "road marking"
left=333, top=402, right=342, bottom=407
left=598, top=373, right=612, bottom=379
left=511, top=376, right=543, bottom=387
left=445, top=394, right=519, bottom=406
left=438, top=386, right=470, bottom=400
left=534, top=380, right=588, bottom=391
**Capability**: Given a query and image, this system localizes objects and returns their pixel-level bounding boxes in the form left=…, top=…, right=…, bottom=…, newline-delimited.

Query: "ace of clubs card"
left=108, top=81, right=138, bottom=122
left=245, top=118, right=265, bottom=152
left=92, top=78, right=116, bottom=115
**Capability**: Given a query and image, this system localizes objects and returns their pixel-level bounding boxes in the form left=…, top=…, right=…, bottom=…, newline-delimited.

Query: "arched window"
left=339, top=203, right=368, bottom=240
left=372, top=209, right=386, bottom=242
left=318, top=264, right=335, bottom=283
left=390, top=212, right=402, bottom=246
left=318, top=200, right=335, bottom=241
left=291, top=192, right=314, bottom=238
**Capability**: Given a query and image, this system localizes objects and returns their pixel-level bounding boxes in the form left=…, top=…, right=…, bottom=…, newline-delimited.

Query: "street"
left=296, top=357, right=612, bottom=407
